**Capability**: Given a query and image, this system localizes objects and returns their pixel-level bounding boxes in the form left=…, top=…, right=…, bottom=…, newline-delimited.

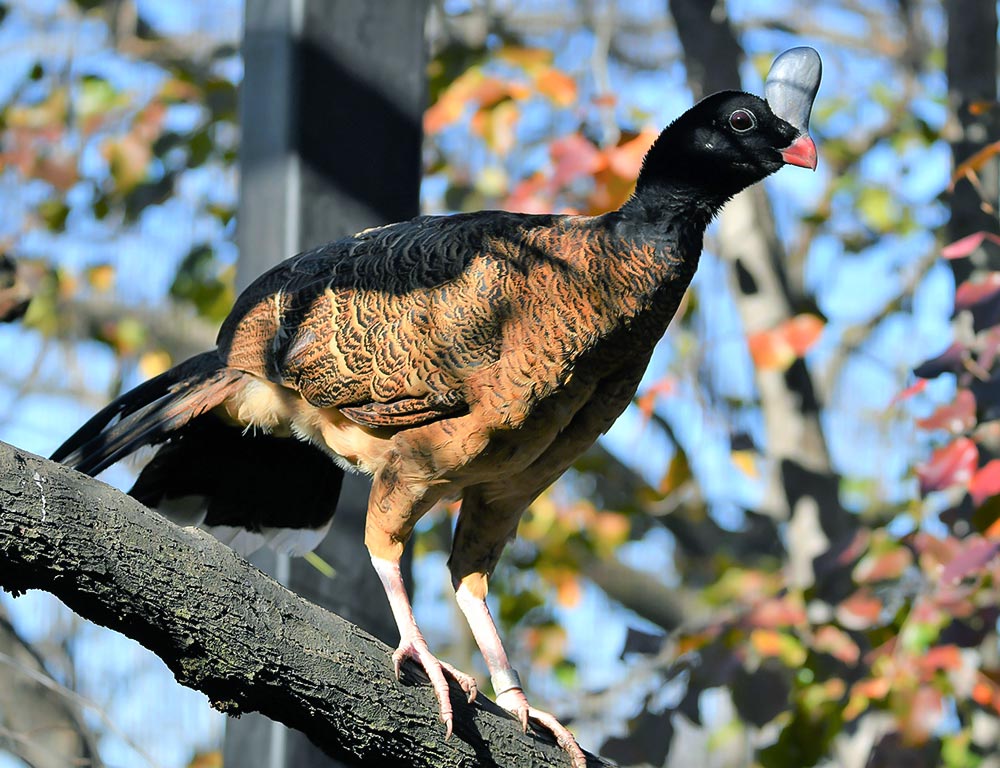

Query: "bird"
left=53, top=47, right=821, bottom=767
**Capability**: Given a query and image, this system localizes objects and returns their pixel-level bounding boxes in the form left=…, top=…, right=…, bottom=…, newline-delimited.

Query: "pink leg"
left=454, top=582, right=586, bottom=768
left=370, top=556, right=477, bottom=738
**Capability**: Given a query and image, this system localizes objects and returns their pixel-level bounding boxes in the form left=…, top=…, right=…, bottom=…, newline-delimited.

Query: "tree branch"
left=0, top=441, right=607, bottom=768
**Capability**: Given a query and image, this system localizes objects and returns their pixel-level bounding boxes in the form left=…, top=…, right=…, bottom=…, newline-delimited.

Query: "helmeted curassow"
left=54, top=46, right=822, bottom=765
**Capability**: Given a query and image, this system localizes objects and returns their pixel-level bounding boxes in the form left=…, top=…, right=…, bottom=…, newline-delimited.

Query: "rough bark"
left=0, top=441, right=605, bottom=768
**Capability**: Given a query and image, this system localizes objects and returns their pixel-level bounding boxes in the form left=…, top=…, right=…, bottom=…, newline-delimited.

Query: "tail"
left=52, top=352, right=243, bottom=476
left=53, top=350, right=346, bottom=556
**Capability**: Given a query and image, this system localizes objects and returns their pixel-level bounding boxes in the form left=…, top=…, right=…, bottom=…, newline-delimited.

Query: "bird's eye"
left=728, top=109, right=757, bottom=133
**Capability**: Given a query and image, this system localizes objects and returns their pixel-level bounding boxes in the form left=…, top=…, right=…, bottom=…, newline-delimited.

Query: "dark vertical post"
left=228, top=2, right=428, bottom=765
left=946, top=0, right=999, bottom=283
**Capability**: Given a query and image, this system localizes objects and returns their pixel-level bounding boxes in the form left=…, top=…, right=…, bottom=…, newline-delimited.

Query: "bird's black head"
left=624, top=47, right=821, bottom=225
left=631, top=90, right=814, bottom=210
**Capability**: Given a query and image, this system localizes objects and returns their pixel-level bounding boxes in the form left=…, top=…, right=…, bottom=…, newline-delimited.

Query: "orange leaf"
left=747, top=327, right=795, bottom=371
left=605, top=129, right=658, bottom=180
left=969, top=100, right=999, bottom=116
left=749, top=628, right=806, bottom=665
left=535, top=68, right=577, bottom=108
left=813, top=625, right=860, bottom=665
left=951, top=140, right=1000, bottom=190
left=497, top=46, right=552, bottom=70
left=424, top=96, right=465, bottom=134
left=973, top=675, right=999, bottom=710
left=747, top=314, right=824, bottom=371
left=731, top=449, right=757, bottom=477
left=555, top=574, right=582, bottom=607
left=852, top=676, right=892, bottom=700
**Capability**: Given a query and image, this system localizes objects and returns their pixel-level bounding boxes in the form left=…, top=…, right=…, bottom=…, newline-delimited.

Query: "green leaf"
left=79, top=75, right=126, bottom=119
left=169, top=244, right=234, bottom=322
left=38, top=199, right=69, bottom=231
left=857, top=187, right=897, bottom=232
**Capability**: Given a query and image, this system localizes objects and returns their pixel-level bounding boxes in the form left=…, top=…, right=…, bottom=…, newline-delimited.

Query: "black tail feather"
left=130, top=415, right=345, bottom=532
left=54, top=350, right=346, bottom=551
left=52, top=352, right=242, bottom=477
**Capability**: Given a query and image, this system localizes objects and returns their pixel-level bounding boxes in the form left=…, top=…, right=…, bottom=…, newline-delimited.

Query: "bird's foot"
left=496, top=687, right=586, bottom=768
left=392, top=636, right=477, bottom=739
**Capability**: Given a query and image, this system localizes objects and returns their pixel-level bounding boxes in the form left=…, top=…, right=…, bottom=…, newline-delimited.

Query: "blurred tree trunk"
left=946, top=0, right=998, bottom=282
left=666, top=0, right=855, bottom=588
left=227, top=2, right=428, bottom=767
left=0, top=609, right=99, bottom=768
left=940, top=2, right=1000, bottom=761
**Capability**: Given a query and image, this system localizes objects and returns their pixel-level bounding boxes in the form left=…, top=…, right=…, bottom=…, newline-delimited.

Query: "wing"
left=217, top=212, right=564, bottom=428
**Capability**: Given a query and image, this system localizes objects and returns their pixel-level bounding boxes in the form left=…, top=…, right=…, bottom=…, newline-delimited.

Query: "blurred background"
left=1, top=0, right=998, bottom=766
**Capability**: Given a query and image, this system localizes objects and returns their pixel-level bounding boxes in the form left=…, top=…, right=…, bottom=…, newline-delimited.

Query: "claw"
left=497, top=688, right=586, bottom=768
left=391, top=635, right=478, bottom=740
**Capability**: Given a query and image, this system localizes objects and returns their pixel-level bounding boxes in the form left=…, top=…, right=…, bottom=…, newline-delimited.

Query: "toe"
left=528, top=708, right=586, bottom=767
left=393, top=638, right=470, bottom=738
left=496, top=689, right=585, bottom=767
left=440, top=660, right=478, bottom=703
left=495, top=688, right=530, bottom=732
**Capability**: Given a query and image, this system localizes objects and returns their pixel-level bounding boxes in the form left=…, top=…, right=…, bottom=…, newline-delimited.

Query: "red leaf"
left=916, top=390, right=976, bottom=433
left=836, top=588, right=883, bottom=630
left=891, top=379, right=927, bottom=404
left=917, top=437, right=978, bottom=495
left=748, top=596, right=807, bottom=628
left=955, top=273, right=1000, bottom=310
left=549, top=134, right=605, bottom=188
left=970, top=460, right=1000, bottom=506
left=912, top=532, right=963, bottom=573
left=784, top=314, right=825, bottom=356
left=941, top=538, right=999, bottom=584
left=918, top=644, right=963, bottom=675
left=503, top=174, right=551, bottom=214
left=853, top=547, right=913, bottom=583
left=942, top=231, right=1000, bottom=259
